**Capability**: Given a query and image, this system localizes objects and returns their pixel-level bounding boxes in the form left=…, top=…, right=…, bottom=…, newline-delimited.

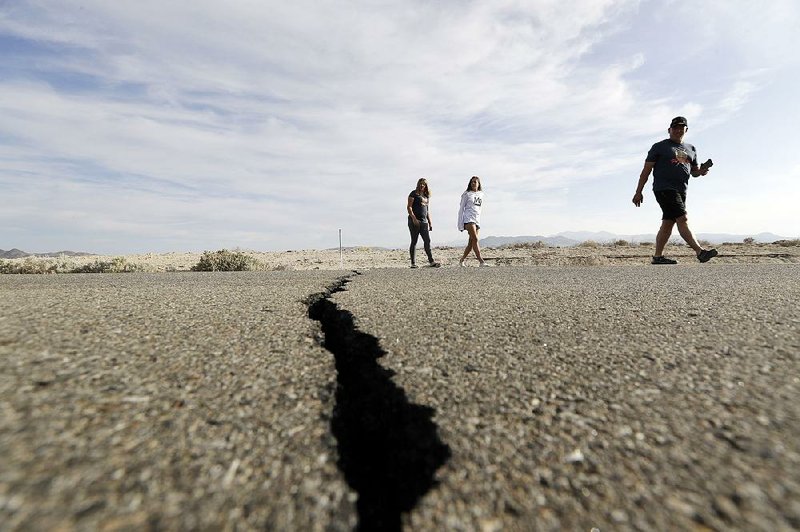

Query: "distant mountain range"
left=0, top=248, right=93, bottom=259
left=471, top=231, right=793, bottom=248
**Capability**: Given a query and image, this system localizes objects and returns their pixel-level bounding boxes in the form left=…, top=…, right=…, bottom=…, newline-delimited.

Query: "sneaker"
left=697, top=248, right=718, bottom=263
left=651, top=256, right=677, bottom=265
left=459, top=260, right=466, bottom=267
left=428, top=261, right=441, bottom=268
left=479, top=261, right=491, bottom=267
left=410, top=264, right=418, bottom=269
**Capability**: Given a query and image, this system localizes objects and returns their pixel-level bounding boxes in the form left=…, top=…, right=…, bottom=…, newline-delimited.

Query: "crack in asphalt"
left=306, top=273, right=451, bottom=531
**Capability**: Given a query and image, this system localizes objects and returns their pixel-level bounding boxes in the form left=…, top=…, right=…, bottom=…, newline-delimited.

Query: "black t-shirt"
left=646, top=139, right=698, bottom=193
left=408, top=190, right=429, bottom=223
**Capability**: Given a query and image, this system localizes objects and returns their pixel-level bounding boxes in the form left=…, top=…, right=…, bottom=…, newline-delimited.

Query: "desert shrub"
left=1, top=258, right=54, bottom=274
left=508, top=241, right=546, bottom=250
left=0, top=257, right=82, bottom=274
left=639, top=241, right=654, bottom=247
left=743, top=237, right=755, bottom=245
left=191, top=249, right=262, bottom=271
left=774, top=239, right=800, bottom=247
left=698, top=239, right=713, bottom=248
left=71, top=257, right=144, bottom=273
left=578, top=240, right=600, bottom=248
left=613, top=239, right=630, bottom=247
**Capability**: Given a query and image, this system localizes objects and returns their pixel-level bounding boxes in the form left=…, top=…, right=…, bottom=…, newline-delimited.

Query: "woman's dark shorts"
left=654, top=190, right=687, bottom=220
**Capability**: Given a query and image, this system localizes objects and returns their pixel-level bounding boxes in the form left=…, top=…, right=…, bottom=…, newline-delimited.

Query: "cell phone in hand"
left=701, top=158, right=713, bottom=169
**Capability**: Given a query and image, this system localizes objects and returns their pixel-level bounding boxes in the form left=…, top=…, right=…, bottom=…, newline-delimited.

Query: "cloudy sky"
left=1, top=0, right=798, bottom=253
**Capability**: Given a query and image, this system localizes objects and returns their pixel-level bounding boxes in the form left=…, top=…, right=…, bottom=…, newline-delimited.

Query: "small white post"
left=339, top=229, right=343, bottom=269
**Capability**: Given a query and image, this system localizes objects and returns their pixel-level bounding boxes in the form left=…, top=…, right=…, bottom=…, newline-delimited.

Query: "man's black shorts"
left=654, top=190, right=687, bottom=220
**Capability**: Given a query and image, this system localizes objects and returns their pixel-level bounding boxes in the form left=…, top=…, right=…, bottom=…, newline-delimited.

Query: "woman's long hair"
left=465, top=175, right=482, bottom=192
left=416, top=178, right=431, bottom=198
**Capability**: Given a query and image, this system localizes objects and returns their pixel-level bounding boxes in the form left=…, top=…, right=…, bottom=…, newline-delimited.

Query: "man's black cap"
left=670, top=116, right=688, bottom=127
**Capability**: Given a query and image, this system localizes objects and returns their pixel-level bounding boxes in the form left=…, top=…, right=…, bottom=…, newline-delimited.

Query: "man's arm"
left=690, top=163, right=709, bottom=177
left=632, top=162, right=655, bottom=207
left=690, top=149, right=710, bottom=177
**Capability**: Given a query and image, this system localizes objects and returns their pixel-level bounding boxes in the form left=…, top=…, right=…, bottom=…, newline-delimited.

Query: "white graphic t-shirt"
left=457, top=190, right=484, bottom=230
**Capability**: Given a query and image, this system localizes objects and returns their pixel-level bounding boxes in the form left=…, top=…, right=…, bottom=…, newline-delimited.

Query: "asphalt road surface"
left=2, top=264, right=798, bottom=531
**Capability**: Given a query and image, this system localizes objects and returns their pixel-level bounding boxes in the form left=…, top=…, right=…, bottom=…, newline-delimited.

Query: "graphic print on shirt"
left=473, top=196, right=482, bottom=206
left=670, top=147, right=690, bottom=166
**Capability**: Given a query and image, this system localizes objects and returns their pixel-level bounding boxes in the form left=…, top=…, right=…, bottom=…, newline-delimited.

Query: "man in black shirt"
left=632, top=116, right=718, bottom=264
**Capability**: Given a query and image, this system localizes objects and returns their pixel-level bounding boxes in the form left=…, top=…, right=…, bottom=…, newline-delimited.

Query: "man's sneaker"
left=410, top=264, right=418, bottom=269
left=651, top=256, right=677, bottom=265
left=428, top=261, right=441, bottom=268
left=479, top=261, right=491, bottom=267
left=459, top=260, right=466, bottom=267
left=697, top=248, right=718, bottom=263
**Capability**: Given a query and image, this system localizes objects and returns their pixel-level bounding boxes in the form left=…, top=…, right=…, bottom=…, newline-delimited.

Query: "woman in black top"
left=406, top=178, right=440, bottom=268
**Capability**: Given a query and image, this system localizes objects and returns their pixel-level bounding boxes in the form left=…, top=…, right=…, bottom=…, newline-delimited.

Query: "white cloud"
left=0, top=0, right=797, bottom=252
left=717, top=80, right=758, bottom=115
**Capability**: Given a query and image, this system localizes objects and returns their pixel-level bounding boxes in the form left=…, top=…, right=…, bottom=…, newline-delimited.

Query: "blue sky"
left=1, top=0, right=798, bottom=253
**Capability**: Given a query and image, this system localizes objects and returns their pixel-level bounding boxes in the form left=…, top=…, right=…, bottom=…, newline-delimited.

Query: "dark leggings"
left=408, top=218, right=433, bottom=264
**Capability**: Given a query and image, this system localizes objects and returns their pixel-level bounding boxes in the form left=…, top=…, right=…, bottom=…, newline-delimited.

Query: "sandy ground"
left=5, top=242, right=798, bottom=272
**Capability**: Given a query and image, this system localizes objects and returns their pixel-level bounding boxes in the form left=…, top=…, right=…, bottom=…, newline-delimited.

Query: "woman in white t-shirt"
left=457, top=175, right=488, bottom=267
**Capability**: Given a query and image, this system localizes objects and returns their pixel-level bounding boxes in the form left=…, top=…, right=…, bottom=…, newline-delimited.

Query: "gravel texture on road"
left=330, top=264, right=800, bottom=531
left=0, top=272, right=356, bottom=531
left=2, top=265, right=798, bottom=531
